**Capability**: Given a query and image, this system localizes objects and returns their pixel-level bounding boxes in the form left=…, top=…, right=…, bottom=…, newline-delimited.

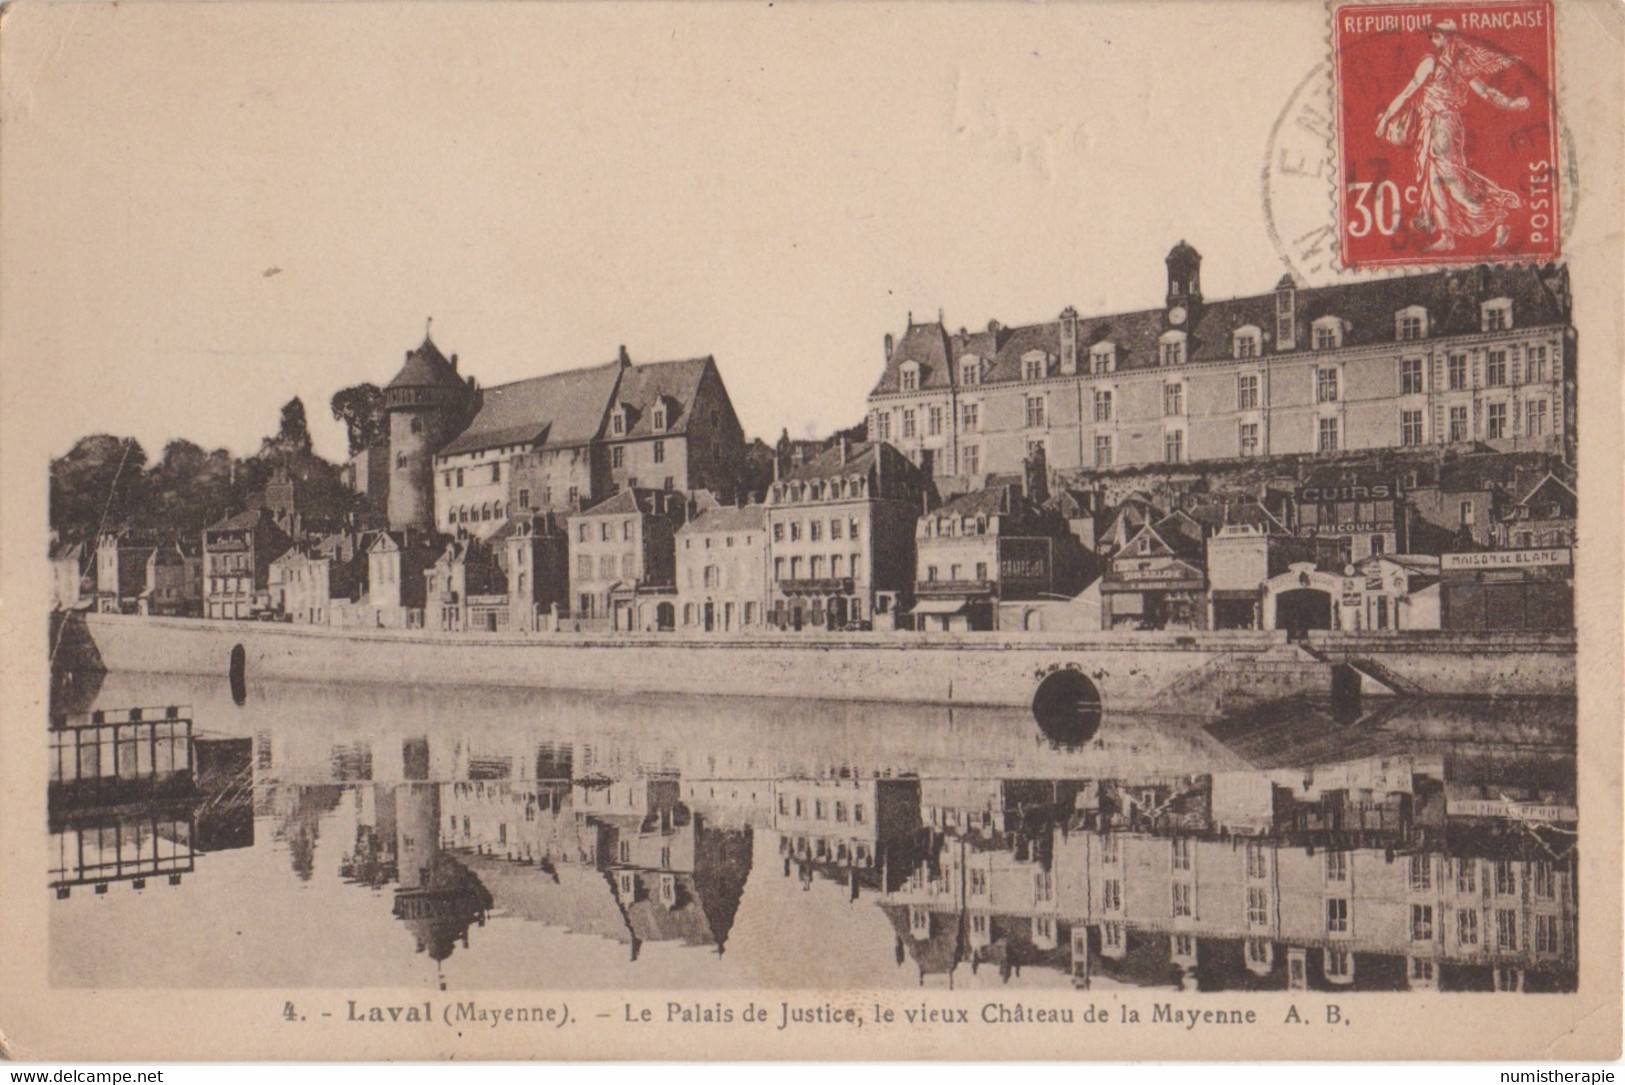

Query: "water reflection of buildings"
left=48, top=708, right=254, bottom=897
left=876, top=756, right=1576, bottom=993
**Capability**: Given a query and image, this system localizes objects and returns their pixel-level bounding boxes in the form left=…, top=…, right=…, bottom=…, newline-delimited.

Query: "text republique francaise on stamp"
left=1332, top=0, right=1560, bottom=268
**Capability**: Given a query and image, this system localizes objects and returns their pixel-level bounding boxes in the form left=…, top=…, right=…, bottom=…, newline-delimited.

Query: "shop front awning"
left=907, top=599, right=968, bottom=617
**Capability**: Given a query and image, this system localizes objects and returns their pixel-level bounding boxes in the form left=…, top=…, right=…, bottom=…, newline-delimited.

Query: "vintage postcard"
left=0, top=0, right=1619, bottom=1063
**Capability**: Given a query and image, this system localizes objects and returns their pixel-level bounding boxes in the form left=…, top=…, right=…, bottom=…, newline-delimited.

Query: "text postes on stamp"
left=1332, top=0, right=1559, bottom=268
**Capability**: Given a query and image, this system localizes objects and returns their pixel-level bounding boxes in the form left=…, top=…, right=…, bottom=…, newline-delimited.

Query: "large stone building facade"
left=380, top=338, right=748, bottom=540
left=867, top=244, right=1575, bottom=488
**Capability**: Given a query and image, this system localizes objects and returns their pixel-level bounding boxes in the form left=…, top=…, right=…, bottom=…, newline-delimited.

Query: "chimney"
left=840, top=437, right=848, bottom=464
left=884, top=333, right=895, bottom=361
left=450, top=353, right=458, bottom=372
left=618, top=345, right=631, bottom=367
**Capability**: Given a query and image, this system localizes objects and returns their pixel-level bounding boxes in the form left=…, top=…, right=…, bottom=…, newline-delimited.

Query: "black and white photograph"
left=1, top=0, right=1619, bottom=1063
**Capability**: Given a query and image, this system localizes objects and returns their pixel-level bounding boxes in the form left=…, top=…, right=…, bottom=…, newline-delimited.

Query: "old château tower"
left=384, top=333, right=476, bottom=532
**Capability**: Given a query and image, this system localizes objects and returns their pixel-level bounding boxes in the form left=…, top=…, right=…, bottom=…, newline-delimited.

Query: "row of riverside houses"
left=49, top=242, right=1576, bottom=634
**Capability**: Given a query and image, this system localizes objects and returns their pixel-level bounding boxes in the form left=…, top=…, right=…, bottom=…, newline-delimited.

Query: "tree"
left=49, top=435, right=149, bottom=541
left=277, top=397, right=313, bottom=457
left=330, top=383, right=388, bottom=457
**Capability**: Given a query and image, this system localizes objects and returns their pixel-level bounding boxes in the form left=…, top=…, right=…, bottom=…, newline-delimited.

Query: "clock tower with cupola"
left=1164, top=240, right=1203, bottom=330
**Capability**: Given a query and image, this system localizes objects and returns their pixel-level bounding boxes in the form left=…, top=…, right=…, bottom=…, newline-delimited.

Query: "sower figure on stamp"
left=1376, top=19, right=1530, bottom=252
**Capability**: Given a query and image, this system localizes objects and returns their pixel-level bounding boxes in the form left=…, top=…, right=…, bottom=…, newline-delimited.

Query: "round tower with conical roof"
left=384, top=333, right=475, bottom=532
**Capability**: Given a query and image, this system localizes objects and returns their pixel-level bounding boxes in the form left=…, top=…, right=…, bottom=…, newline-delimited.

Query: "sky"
left=5, top=2, right=1333, bottom=464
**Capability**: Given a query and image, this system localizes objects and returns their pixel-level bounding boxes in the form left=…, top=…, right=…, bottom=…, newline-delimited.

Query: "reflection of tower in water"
left=391, top=780, right=492, bottom=988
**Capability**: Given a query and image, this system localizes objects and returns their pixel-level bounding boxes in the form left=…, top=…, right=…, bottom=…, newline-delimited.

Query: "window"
left=809, top=520, right=822, bottom=542
left=518, top=488, right=530, bottom=510
left=925, top=565, right=938, bottom=582
left=622, top=520, right=633, bottom=541
left=901, top=409, right=916, bottom=438
left=1410, top=855, right=1432, bottom=891
left=975, top=562, right=987, bottom=580
left=611, top=446, right=624, bottom=469
left=1496, top=908, right=1518, bottom=950
left=1103, top=879, right=1122, bottom=912
left=789, top=521, right=802, bottom=542
left=853, top=803, right=865, bottom=824
left=849, top=519, right=861, bottom=540
left=1526, top=345, right=1548, bottom=383
left=1326, top=898, right=1349, bottom=933
left=612, top=412, right=625, bottom=436
left=599, top=555, right=616, bottom=578
left=1325, top=948, right=1352, bottom=981
left=1163, top=382, right=1184, bottom=416
left=1457, top=860, right=1478, bottom=894
left=1246, top=938, right=1271, bottom=967
left=874, top=412, right=891, bottom=441
left=1535, top=914, right=1559, bottom=954
left=1023, top=355, right=1045, bottom=381
left=1101, top=834, right=1119, bottom=865
left=1314, top=324, right=1340, bottom=350
left=961, top=403, right=979, bottom=431
left=1400, top=357, right=1424, bottom=394
left=1161, top=337, right=1185, bottom=366
left=900, top=367, right=918, bottom=392
left=1397, top=309, right=1427, bottom=341
left=1237, top=374, right=1259, bottom=410
left=1094, top=389, right=1113, bottom=422
left=1234, top=330, right=1259, bottom=359
left=456, top=468, right=465, bottom=487
left=1171, top=882, right=1193, bottom=918
left=1102, top=921, right=1123, bottom=950
left=1449, top=406, right=1469, bottom=443
left=1090, top=344, right=1115, bottom=373
left=1325, top=851, right=1348, bottom=883
left=1402, top=409, right=1424, bottom=446
left=928, top=406, right=943, bottom=435
left=1526, top=399, right=1548, bottom=436
left=409, top=416, right=423, bottom=434
left=1317, top=367, right=1340, bottom=403
left=1487, top=351, right=1510, bottom=388
left=1482, top=299, right=1512, bottom=331
left=1458, top=908, right=1479, bottom=946
left=1171, top=838, right=1192, bottom=871
left=653, top=440, right=665, bottom=464
left=1239, top=422, right=1259, bottom=457
left=1448, top=352, right=1468, bottom=390
left=1247, top=886, right=1269, bottom=926
left=1171, top=933, right=1194, bottom=958
left=601, top=522, right=611, bottom=541
left=1486, top=402, right=1507, bottom=439
left=1318, top=417, right=1339, bottom=453
left=1164, top=429, right=1185, bottom=463
left=1025, top=395, right=1046, bottom=428
left=1494, top=861, right=1516, bottom=896
left=961, top=360, right=979, bottom=386
left=1408, top=903, right=1436, bottom=943
left=1094, top=435, right=1113, bottom=468
left=1459, top=499, right=1475, bottom=527
left=1246, top=843, right=1269, bottom=879
left=1533, top=861, right=1556, bottom=900
left=809, top=556, right=824, bottom=578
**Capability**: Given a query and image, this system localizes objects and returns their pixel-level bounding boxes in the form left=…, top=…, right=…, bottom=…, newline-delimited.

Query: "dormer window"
left=1159, top=331, right=1187, bottom=366
left=1022, top=351, right=1047, bottom=381
left=1396, top=305, right=1428, bottom=341
left=611, top=408, right=627, bottom=436
left=960, top=356, right=980, bottom=386
left=1233, top=325, right=1262, bottom=360
left=1481, top=297, right=1513, bottom=332
left=651, top=403, right=668, bottom=431
left=899, top=361, right=920, bottom=392
left=1089, top=342, right=1117, bottom=374
left=1312, top=315, right=1344, bottom=350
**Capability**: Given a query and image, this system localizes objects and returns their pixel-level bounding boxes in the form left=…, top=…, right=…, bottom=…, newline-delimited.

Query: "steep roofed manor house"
left=867, top=243, right=1575, bottom=488
left=381, top=337, right=747, bottom=539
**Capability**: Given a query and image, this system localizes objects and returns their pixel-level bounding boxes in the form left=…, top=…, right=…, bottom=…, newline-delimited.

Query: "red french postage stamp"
left=1332, top=0, right=1560, bottom=268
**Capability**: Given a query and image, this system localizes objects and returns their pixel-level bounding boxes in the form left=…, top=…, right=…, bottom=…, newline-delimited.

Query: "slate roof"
left=680, top=504, right=767, bottom=535
left=385, top=336, right=465, bottom=392
left=437, top=361, right=623, bottom=458
left=933, top=485, right=1015, bottom=521
left=204, top=507, right=278, bottom=533
left=870, top=263, right=1569, bottom=397
left=610, top=357, right=714, bottom=440
left=578, top=487, right=682, bottom=520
